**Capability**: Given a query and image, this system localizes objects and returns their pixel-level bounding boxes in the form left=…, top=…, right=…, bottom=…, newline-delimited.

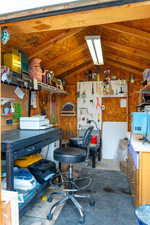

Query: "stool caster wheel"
left=47, top=212, right=53, bottom=220
left=79, top=216, right=85, bottom=224
left=89, top=199, right=95, bottom=207
left=47, top=197, right=53, bottom=202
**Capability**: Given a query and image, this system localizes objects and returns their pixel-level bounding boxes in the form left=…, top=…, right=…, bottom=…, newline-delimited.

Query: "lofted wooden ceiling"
left=2, top=17, right=150, bottom=79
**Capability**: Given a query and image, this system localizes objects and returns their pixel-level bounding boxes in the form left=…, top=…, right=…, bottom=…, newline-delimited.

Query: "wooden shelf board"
left=140, top=83, right=150, bottom=93
left=37, top=82, right=67, bottom=94
left=100, top=94, right=127, bottom=98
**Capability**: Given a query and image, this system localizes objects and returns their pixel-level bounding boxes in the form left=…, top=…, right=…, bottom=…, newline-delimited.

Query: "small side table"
left=89, top=143, right=102, bottom=168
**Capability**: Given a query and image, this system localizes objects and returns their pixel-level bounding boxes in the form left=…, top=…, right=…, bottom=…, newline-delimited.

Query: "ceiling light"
left=85, top=36, right=104, bottom=65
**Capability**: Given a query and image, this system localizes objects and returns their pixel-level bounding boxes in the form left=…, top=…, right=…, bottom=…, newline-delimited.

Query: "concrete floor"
left=20, top=159, right=121, bottom=225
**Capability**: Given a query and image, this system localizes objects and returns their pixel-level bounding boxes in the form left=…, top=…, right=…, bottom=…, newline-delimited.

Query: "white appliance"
left=47, top=140, right=60, bottom=162
left=20, top=116, right=51, bottom=129
left=40, top=140, right=60, bottom=162
left=102, top=122, right=128, bottom=159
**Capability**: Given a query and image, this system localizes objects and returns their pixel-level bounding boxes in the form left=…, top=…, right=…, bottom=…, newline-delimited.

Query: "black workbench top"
left=2, top=128, right=60, bottom=151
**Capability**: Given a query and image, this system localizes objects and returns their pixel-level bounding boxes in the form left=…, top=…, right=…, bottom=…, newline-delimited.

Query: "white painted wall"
left=102, top=122, right=128, bottom=159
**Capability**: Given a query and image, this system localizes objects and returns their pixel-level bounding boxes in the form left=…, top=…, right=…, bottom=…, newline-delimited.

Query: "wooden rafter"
left=55, top=54, right=91, bottom=76
left=3, top=2, right=150, bottom=33
left=101, top=24, right=150, bottom=41
left=102, top=40, right=150, bottom=60
left=105, top=59, right=142, bottom=75
left=57, top=61, right=94, bottom=78
left=29, top=28, right=83, bottom=59
left=104, top=52, right=150, bottom=70
left=45, top=43, right=87, bottom=68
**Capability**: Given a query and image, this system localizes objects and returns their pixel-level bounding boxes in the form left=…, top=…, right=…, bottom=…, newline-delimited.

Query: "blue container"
left=135, top=205, right=150, bottom=225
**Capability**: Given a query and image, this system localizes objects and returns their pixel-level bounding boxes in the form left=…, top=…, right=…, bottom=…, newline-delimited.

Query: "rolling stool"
left=47, top=126, right=94, bottom=224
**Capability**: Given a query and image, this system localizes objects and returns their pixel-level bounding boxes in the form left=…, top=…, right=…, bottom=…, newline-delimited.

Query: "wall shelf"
left=100, top=94, right=127, bottom=98
left=1, top=78, right=67, bottom=94
left=60, top=114, right=76, bottom=116
left=140, top=82, right=150, bottom=93
left=37, top=82, right=67, bottom=94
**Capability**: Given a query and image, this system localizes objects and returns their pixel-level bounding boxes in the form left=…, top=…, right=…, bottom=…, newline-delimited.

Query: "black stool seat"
left=54, top=147, right=86, bottom=163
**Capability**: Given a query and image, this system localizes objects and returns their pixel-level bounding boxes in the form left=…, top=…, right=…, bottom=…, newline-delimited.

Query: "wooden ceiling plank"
left=44, top=43, right=87, bottom=68
left=104, top=52, right=150, bottom=70
left=55, top=53, right=91, bottom=77
left=101, top=24, right=150, bottom=41
left=57, top=61, right=93, bottom=78
left=29, top=28, right=83, bottom=59
left=3, top=2, right=150, bottom=33
left=105, top=59, right=142, bottom=75
left=102, top=40, right=150, bottom=60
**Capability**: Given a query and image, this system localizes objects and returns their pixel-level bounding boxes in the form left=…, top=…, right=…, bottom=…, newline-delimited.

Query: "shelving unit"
left=1, top=128, right=61, bottom=215
left=137, top=83, right=150, bottom=109
left=1, top=71, right=67, bottom=95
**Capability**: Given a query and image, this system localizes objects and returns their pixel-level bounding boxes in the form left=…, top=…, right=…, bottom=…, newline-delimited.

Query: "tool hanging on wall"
left=92, top=83, right=94, bottom=95
left=96, top=97, right=101, bottom=109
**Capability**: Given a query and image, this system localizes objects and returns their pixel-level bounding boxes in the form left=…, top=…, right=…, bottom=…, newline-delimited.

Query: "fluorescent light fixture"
left=85, top=36, right=104, bottom=65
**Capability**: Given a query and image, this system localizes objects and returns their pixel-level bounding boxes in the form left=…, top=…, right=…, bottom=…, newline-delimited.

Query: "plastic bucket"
left=135, top=205, right=150, bottom=225
left=91, top=136, right=97, bottom=144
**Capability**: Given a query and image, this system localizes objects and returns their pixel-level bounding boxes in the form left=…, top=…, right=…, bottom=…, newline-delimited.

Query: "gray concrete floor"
left=20, top=187, right=63, bottom=225
left=20, top=159, right=120, bottom=225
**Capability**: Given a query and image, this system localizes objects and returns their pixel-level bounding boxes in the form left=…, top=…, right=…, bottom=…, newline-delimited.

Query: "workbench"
left=1, top=128, right=61, bottom=215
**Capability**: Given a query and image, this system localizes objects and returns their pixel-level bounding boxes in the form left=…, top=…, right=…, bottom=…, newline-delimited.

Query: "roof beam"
left=45, top=43, right=87, bottom=68
left=101, top=24, right=150, bottom=41
left=57, top=60, right=93, bottom=78
left=29, top=28, right=83, bottom=59
left=102, top=40, right=150, bottom=61
left=104, top=52, right=150, bottom=70
left=105, top=59, right=142, bottom=76
left=3, top=2, right=150, bottom=33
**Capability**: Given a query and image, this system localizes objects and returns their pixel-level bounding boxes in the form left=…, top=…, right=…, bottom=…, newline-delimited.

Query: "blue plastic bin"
left=135, top=205, right=150, bottom=225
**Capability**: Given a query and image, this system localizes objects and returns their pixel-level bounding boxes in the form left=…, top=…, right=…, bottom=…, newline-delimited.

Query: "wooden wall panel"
left=1, top=83, right=29, bottom=131
left=102, top=97, right=128, bottom=122
left=30, top=90, right=51, bottom=120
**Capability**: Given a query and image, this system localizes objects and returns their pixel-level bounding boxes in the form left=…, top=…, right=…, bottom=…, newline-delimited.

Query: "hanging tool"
left=96, top=97, right=101, bottom=109
left=92, top=83, right=94, bottom=95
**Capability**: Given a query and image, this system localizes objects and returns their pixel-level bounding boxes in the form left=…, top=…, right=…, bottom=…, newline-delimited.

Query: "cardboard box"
left=1, top=201, right=12, bottom=225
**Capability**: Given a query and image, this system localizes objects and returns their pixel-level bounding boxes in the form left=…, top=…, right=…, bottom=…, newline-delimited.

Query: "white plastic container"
left=20, top=116, right=51, bottom=129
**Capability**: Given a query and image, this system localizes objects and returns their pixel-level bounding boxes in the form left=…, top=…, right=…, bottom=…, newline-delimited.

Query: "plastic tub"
left=135, top=205, right=150, bottom=225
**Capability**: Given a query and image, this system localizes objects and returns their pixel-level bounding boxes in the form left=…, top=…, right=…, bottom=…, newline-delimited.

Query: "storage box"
left=20, top=116, right=51, bottom=129
left=21, top=52, right=28, bottom=73
left=3, top=49, right=21, bottom=73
